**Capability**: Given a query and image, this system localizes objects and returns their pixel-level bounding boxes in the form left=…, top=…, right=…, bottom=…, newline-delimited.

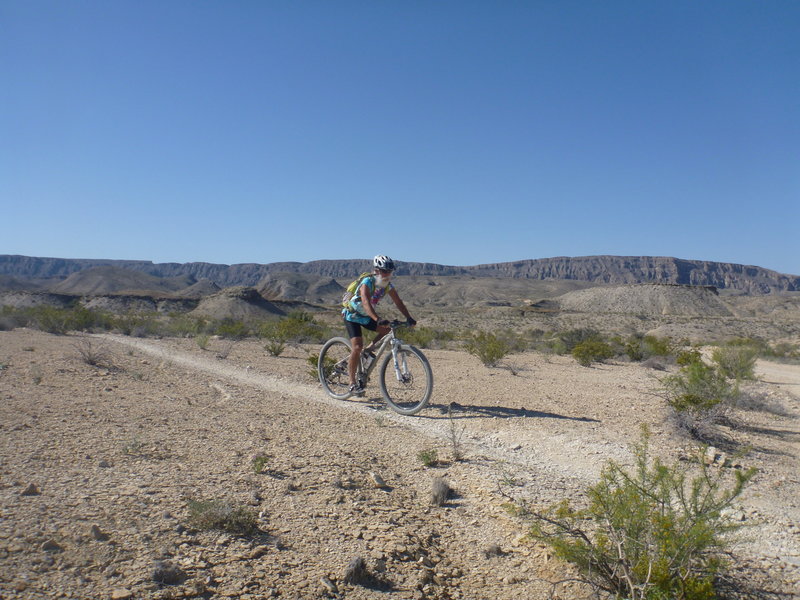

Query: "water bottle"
left=361, top=350, right=375, bottom=370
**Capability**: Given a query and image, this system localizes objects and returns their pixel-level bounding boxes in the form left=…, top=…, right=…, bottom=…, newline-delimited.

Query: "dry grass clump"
left=186, top=498, right=258, bottom=535
left=72, top=338, right=114, bottom=368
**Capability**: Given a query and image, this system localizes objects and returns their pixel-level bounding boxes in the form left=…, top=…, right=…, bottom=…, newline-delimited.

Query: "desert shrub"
left=725, top=337, right=769, bottom=352
left=251, top=453, right=270, bottom=474
left=662, top=361, right=737, bottom=414
left=264, top=339, right=286, bottom=357
left=186, top=498, right=258, bottom=535
left=572, top=339, right=614, bottom=367
left=417, top=449, right=439, bottom=467
left=257, top=313, right=328, bottom=344
left=286, top=309, right=314, bottom=322
left=524, top=328, right=556, bottom=353
left=211, top=318, right=249, bottom=340
left=712, top=345, right=758, bottom=381
left=448, top=405, right=467, bottom=462
left=400, top=325, right=455, bottom=349
left=196, top=334, right=210, bottom=350
left=625, top=334, right=674, bottom=361
left=662, top=361, right=738, bottom=440
left=72, top=339, right=114, bottom=368
left=643, top=335, right=673, bottom=357
left=464, top=331, right=512, bottom=366
left=114, top=313, right=162, bottom=337
left=558, top=328, right=602, bottom=353
left=167, top=315, right=208, bottom=337
left=306, top=352, right=324, bottom=380
left=28, top=306, right=73, bottom=334
left=523, top=427, right=756, bottom=600
left=676, top=347, right=704, bottom=367
left=766, top=341, right=800, bottom=361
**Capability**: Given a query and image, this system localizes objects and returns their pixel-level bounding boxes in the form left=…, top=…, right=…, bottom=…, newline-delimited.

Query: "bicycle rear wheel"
left=318, top=337, right=353, bottom=399
left=379, top=345, right=433, bottom=415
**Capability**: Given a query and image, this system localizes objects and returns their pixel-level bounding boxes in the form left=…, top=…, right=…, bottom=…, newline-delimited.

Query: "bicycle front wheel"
left=318, top=337, right=353, bottom=399
left=379, top=345, right=433, bottom=415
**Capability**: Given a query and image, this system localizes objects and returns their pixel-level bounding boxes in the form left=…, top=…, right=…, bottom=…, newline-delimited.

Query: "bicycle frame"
left=359, top=322, right=408, bottom=384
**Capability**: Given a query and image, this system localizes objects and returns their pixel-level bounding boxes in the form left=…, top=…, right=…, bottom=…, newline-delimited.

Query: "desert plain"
left=1, top=276, right=800, bottom=599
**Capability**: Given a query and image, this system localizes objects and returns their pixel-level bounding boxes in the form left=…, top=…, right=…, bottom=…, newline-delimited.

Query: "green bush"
left=558, top=328, right=601, bottom=353
left=113, top=313, right=162, bottom=337
left=572, top=340, right=614, bottom=367
left=306, top=352, right=325, bottom=380
left=257, top=313, right=329, bottom=344
left=400, top=325, right=455, bottom=349
left=712, top=345, right=758, bottom=381
left=29, top=306, right=73, bottom=334
left=625, top=334, right=674, bottom=361
left=768, top=341, right=800, bottom=360
left=662, top=360, right=739, bottom=440
left=662, top=361, right=736, bottom=415
left=167, top=315, right=208, bottom=337
left=264, top=339, right=286, bottom=357
left=417, top=449, right=439, bottom=467
left=676, top=347, right=703, bottom=367
left=464, top=331, right=512, bottom=367
left=211, top=318, right=249, bottom=340
left=524, top=428, right=756, bottom=600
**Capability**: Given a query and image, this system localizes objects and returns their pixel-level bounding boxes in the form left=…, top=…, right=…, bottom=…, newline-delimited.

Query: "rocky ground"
left=1, top=328, right=799, bottom=599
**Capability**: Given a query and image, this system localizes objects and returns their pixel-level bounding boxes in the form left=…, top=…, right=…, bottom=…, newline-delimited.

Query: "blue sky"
left=2, top=1, right=799, bottom=275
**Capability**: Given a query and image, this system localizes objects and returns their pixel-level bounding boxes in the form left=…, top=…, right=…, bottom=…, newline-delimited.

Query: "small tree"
left=524, top=428, right=756, bottom=600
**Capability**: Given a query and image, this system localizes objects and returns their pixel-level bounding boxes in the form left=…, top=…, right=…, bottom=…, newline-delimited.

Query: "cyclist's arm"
left=388, top=288, right=413, bottom=321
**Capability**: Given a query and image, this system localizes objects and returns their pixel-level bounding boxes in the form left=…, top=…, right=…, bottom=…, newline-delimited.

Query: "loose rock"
left=21, top=483, right=40, bottom=496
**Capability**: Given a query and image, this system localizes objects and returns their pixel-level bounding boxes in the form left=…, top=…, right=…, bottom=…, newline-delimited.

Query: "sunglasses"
left=376, top=269, right=393, bottom=275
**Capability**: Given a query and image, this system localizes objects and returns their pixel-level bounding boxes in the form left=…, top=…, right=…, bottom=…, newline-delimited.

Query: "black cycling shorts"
left=344, top=317, right=378, bottom=339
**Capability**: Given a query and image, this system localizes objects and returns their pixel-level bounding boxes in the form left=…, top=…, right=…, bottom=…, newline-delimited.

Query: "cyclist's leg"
left=344, top=319, right=364, bottom=386
left=364, top=321, right=390, bottom=353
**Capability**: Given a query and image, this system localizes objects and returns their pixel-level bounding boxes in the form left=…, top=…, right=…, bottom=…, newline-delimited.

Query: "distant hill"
left=1, top=254, right=798, bottom=294
left=555, top=284, right=734, bottom=317
left=257, top=272, right=344, bottom=304
left=190, top=287, right=284, bottom=320
left=51, top=266, right=196, bottom=296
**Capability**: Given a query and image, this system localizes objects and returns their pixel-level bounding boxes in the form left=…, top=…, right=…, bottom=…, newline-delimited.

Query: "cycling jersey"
left=342, top=275, right=394, bottom=326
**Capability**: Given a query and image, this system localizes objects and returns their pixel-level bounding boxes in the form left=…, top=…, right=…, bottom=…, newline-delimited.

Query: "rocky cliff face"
left=1, top=254, right=797, bottom=294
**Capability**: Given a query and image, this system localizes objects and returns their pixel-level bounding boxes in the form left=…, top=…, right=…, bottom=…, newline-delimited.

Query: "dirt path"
left=95, top=335, right=623, bottom=486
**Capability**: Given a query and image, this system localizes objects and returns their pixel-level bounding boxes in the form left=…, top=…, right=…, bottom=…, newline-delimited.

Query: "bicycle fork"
left=390, top=338, right=411, bottom=383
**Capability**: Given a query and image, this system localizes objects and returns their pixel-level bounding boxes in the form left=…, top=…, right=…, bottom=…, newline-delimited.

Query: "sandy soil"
left=1, top=329, right=798, bottom=599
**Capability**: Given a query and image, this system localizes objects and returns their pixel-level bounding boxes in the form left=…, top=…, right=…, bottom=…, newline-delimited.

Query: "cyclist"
left=342, top=255, right=416, bottom=396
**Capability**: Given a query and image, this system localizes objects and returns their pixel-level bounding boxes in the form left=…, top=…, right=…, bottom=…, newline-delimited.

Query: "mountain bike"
left=318, top=320, right=433, bottom=415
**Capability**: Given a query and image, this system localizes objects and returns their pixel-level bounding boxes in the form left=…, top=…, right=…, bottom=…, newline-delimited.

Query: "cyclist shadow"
left=424, top=401, right=601, bottom=423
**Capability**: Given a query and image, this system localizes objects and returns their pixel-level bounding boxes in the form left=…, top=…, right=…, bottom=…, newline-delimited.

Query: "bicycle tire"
left=318, top=337, right=354, bottom=399
left=379, top=344, right=433, bottom=415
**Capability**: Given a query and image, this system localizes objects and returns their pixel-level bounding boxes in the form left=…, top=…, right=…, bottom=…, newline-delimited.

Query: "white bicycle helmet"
left=373, top=255, right=396, bottom=271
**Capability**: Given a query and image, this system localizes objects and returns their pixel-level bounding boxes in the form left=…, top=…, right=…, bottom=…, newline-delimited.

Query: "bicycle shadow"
left=422, top=401, right=601, bottom=423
